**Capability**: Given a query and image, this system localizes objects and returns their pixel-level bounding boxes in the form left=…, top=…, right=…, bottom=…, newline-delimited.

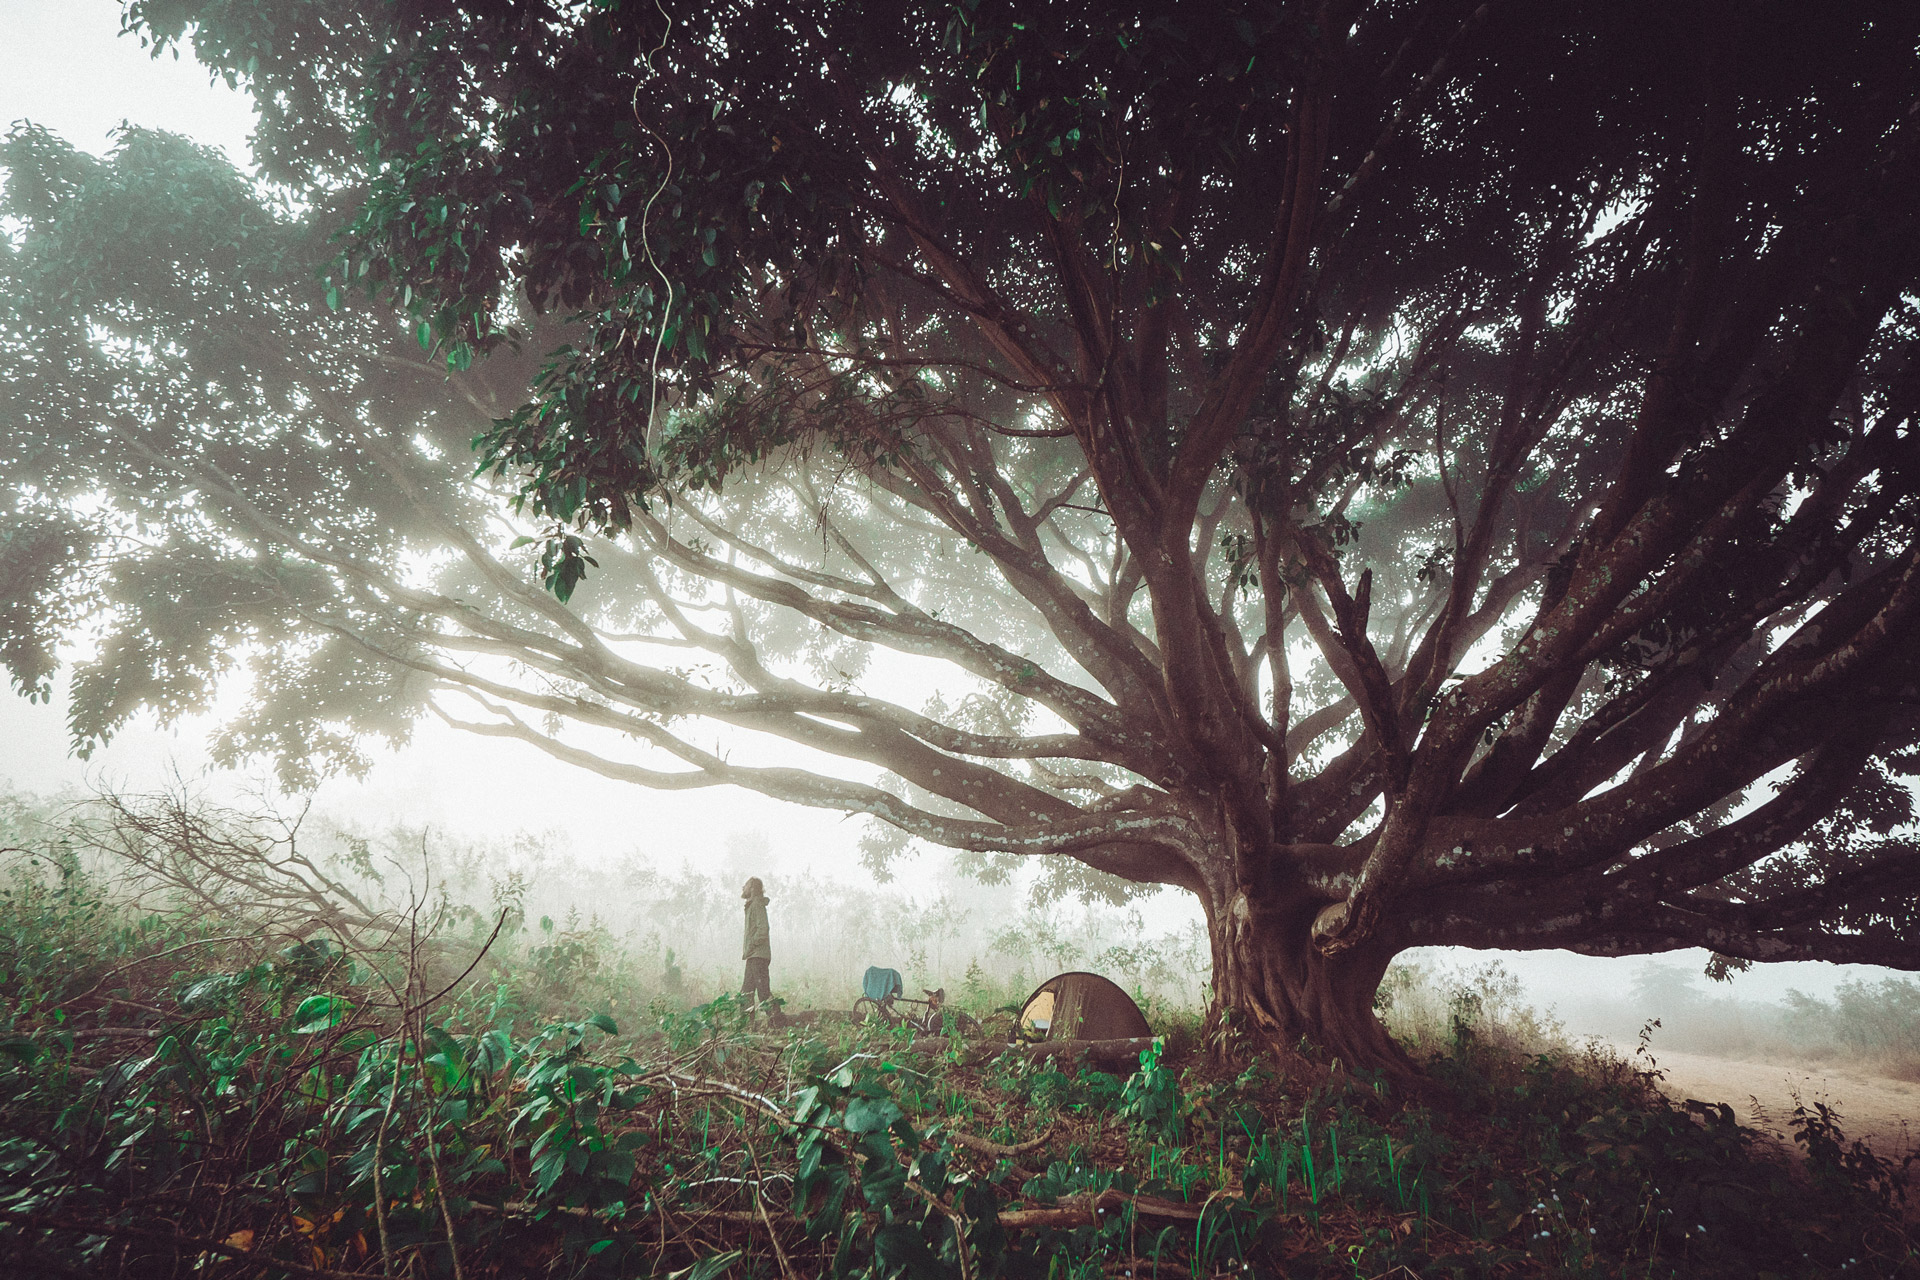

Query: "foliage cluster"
left=1781, top=979, right=1920, bottom=1076
left=1374, top=959, right=1573, bottom=1064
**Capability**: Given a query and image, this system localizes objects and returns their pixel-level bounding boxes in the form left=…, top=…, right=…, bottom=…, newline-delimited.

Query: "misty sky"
left=0, top=0, right=1890, bottom=1011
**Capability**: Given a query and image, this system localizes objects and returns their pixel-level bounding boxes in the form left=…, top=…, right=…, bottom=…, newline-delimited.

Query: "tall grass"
left=1377, top=957, right=1574, bottom=1058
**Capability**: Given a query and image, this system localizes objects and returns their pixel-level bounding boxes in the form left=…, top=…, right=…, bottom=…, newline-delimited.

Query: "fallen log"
left=1000, top=1036, right=1156, bottom=1069
left=64, top=1027, right=162, bottom=1041
left=996, top=1188, right=1209, bottom=1228
left=1103, top=1257, right=1193, bottom=1280
left=887, top=1036, right=1157, bottom=1071
left=499, top=1187, right=1221, bottom=1231
left=947, top=1124, right=1054, bottom=1158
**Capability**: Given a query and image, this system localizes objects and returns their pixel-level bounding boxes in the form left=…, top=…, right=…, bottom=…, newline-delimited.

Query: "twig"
left=744, top=1134, right=799, bottom=1280
left=370, top=1031, right=404, bottom=1276
left=402, top=900, right=467, bottom=1280
left=421, top=1052, right=467, bottom=1280
left=407, top=907, right=511, bottom=1012
left=898, top=1181, right=978, bottom=1280
left=63, top=935, right=258, bottom=1005
left=657, top=1070, right=790, bottom=1122
left=952, top=1209, right=977, bottom=1280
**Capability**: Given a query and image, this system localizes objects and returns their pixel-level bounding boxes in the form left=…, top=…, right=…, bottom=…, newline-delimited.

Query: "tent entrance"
left=1016, top=971, right=1150, bottom=1042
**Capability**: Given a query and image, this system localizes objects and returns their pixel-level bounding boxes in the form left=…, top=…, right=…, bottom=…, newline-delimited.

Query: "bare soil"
left=1611, top=1041, right=1920, bottom=1158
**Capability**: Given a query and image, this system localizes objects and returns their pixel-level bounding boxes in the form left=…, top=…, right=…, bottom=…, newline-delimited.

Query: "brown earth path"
left=1610, top=1042, right=1920, bottom=1157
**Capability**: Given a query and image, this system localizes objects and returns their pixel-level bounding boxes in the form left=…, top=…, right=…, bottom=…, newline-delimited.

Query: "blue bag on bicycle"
left=862, top=966, right=903, bottom=1002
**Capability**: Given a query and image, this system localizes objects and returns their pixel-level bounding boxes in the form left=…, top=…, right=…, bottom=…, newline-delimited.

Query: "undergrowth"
left=1, top=819, right=1916, bottom=1277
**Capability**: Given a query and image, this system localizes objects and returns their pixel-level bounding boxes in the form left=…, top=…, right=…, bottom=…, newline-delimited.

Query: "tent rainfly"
left=1017, top=972, right=1151, bottom=1042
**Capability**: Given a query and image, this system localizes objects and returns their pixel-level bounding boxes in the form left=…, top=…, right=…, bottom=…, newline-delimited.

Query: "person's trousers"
left=742, top=957, right=771, bottom=1004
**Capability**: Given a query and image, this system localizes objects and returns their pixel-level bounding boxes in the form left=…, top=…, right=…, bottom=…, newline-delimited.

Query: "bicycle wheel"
left=853, top=996, right=884, bottom=1022
left=925, top=1008, right=981, bottom=1037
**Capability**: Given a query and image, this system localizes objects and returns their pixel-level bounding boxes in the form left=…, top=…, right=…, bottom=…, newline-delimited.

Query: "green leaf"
left=587, top=1013, right=618, bottom=1035
left=792, top=1083, right=837, bottom=1127
left=425, top=1050, right=467, bottom=1092
left=0, top=1037, right=42, bottom=1065
left=292, top=994, right=351, bottom=1034
left=416, top=320, right=432, bottom=351
left=474, top=1027, right=514, bottom=1073
left=843, top=1092, right=903, bottom=1135
left=532, top=1145, right=566, bottom=1195
left=667, top=1251, right=742, bottom=1280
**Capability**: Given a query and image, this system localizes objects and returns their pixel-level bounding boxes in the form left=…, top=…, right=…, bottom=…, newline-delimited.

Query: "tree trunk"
left=1204, top=883, right=1412, bottom=1078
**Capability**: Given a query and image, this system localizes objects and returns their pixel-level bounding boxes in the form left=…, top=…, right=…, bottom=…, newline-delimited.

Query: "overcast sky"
left=0, top=0, right=251, bottom=163
left=0, top=0, right=1887, bottom=1009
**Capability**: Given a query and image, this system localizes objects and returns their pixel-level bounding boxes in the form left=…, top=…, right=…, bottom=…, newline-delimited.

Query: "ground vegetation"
left=1, top=797, right=1914, bottom=1278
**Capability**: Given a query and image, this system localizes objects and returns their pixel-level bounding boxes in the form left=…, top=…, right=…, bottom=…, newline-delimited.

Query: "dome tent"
left=1017, top=971, right=1150, bottom=1042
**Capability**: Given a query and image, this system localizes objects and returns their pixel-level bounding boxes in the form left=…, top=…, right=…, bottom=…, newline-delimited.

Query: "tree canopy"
left=6, top=0, right=1920, bottom=1065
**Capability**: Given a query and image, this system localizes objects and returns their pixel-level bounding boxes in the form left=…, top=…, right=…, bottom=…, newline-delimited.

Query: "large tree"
left=7, top=0, right=1920, bottom=1070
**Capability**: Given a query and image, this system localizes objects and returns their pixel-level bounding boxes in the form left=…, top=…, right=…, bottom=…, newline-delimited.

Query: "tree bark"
left=1202, top=877, right=1411, bottom=1078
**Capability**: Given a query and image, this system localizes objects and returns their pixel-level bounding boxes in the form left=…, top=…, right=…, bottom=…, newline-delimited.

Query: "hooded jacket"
left=742, top=891, right=771, bottom=961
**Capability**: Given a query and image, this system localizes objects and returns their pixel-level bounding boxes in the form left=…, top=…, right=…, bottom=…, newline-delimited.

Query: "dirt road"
left=1617, top=1043, right=1920, bottom=1156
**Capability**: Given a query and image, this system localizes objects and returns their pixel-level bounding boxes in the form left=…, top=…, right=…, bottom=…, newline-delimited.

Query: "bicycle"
left=852, top=985, right=981, bottom=1036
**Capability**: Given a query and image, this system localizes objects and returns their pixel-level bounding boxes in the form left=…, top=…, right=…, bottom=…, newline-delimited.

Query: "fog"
left=2, top=672, right=1900, bottom=1063
left=1, top=0, right=1908, bottom=1061
left=0, top=0, right=251, bottom=165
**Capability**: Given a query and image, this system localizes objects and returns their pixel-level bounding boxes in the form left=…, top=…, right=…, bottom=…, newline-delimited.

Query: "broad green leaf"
left=292, top=994, right=351, bottom=1034
left=843, top=1093, right=903, bottom=1135
left=532, top=1146, right=566, bottom=1195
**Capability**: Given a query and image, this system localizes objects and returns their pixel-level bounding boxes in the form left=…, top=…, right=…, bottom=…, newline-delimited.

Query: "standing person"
left=741, top=877, right=771, bottom=1006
